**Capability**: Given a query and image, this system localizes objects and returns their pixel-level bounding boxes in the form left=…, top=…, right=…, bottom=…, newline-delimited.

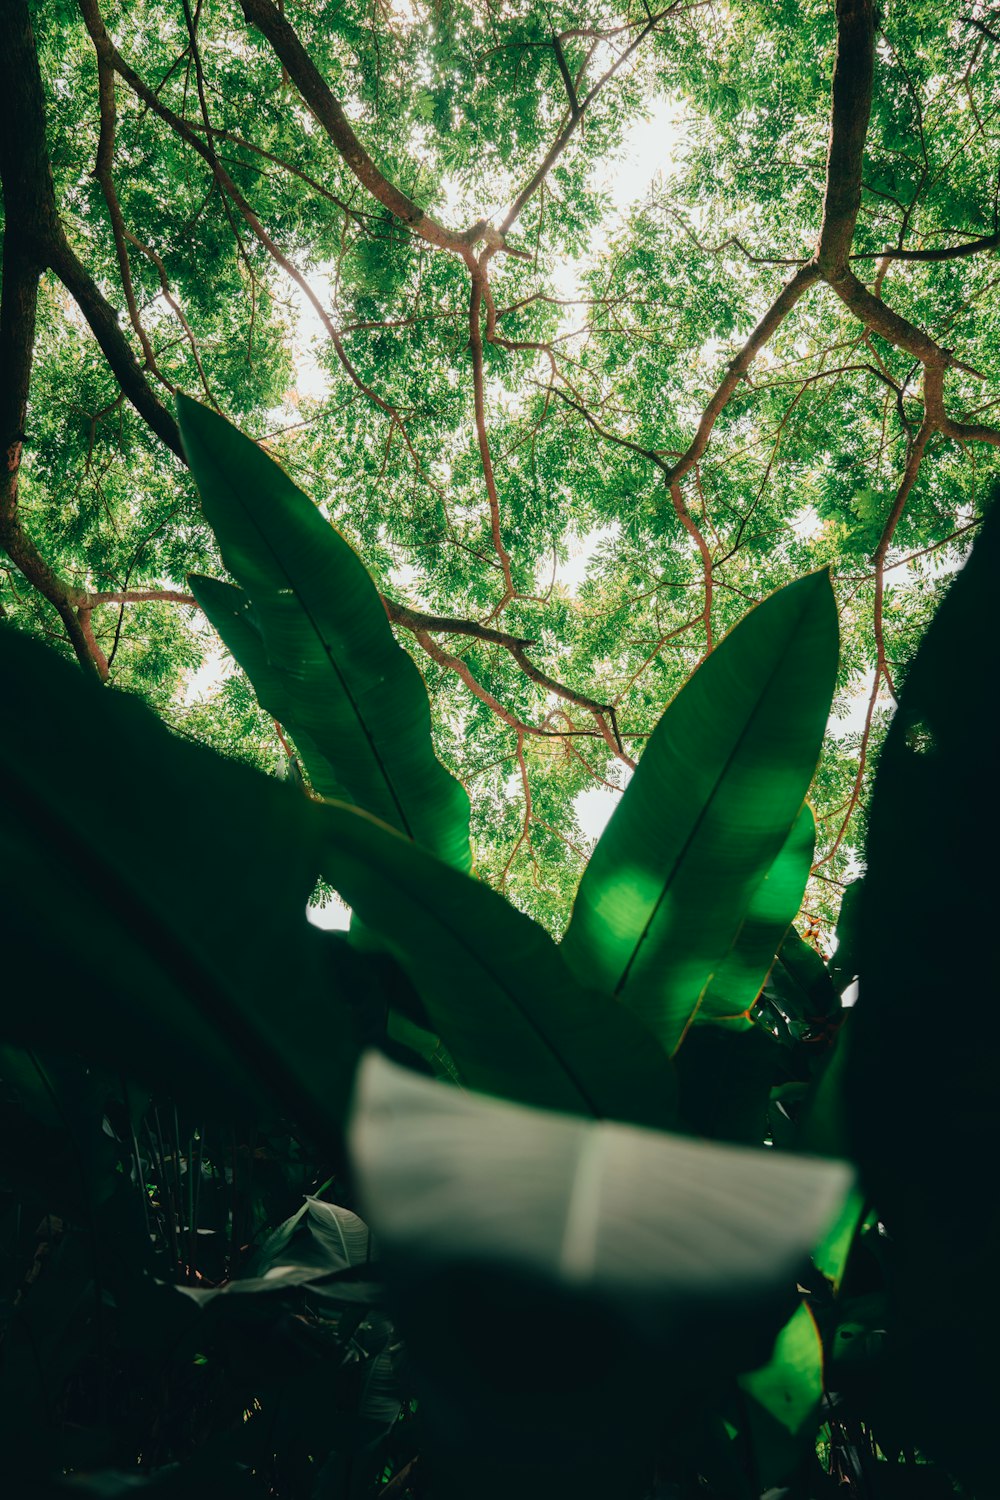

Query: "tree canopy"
left=2, top=0, right=998, bottom=929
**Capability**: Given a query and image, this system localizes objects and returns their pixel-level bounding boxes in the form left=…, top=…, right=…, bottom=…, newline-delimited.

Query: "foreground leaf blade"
left=739, top=1302, right=824, bottom=1488
left=562, top=571, right=838, bottom=1053
left=350, top=1052, right=851, bottom=1500
left=847, top=499, right=1000, bottom=1489
left=178, top=394, right=472, bottom=871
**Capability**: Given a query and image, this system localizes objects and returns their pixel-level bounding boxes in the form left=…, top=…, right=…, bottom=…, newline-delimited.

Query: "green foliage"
left=7, top=0, right=998, bottom=938
left=4, top=0, right=999, bottom=1491
left=3, top=408, right=992, bottom=1495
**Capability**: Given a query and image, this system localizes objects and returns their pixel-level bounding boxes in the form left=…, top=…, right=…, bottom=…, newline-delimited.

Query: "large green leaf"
left=0, top=625, right=356, bottom=1142
left=312, top=801, right=677, bottom=1128
left=349, top=1052, right=852, bottom=1500
left=177, top=394, right=472, bottom=872
left=561, top=571, right=838, bottom=1053
left=698, top=802, right=816, bottom=1025
left=847, top=498, right=1000, bottom=1490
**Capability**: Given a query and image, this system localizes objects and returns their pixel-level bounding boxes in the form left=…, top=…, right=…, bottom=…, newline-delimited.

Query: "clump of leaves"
left=1, top=402, right=992, bottom=1499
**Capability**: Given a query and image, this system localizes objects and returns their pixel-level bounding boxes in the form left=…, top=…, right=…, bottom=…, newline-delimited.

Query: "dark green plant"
left=1, top=399, right=992, bottom=1498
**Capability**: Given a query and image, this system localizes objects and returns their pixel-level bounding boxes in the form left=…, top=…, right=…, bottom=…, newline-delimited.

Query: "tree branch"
left=238, top=0, right=483, bottom=256
left=815, top=0, right=875, bottom=279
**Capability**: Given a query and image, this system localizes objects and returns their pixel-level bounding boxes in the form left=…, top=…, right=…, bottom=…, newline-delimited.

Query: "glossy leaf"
left=350, top=1052, right=852, bottom=1500
left=698, top=803, right=816, bottom=1025
left=0, top=625, right=357, bottom=1142
left=813, top=1186, right=866, bottom=1294
left=562, top=571, right=838, bottom=1054
left=178, top=394, right=472, bottom=872
left=312, top=799, right=677, bottom=1128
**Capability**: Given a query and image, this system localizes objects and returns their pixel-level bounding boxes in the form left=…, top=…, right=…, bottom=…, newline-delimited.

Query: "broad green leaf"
left=0, top=625, right=356, bottom=1143
left=698, top=802, right=816, bottom=1025
left=312, top=801, right=676, bottom=1129
left=562, top=571, right=838, bottom=1054
left=250, top=1196, right=371, bottom=1277
left=177, top=394, right=472, bottom=872
left=739, top=1302, right=824, bottom=1487
left=847, top=498, right=1000, bottom=1489
left=349, top=1052, right=852, bottom=1500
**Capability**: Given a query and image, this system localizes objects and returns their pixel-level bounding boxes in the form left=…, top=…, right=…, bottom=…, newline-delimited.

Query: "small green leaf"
left=812, top=1186, right=866, bottom=1293
left=739, top=1302, right=824, bottom=1488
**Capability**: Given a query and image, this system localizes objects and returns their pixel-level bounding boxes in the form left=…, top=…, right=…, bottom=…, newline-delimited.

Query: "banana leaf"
left=178, top=394, right=471, bottom=872
left=562, top=570, right=838, bottom=1054
left=312, top=800, right=677, bottom=1129
left=698, top=802, right=816, bottom=1026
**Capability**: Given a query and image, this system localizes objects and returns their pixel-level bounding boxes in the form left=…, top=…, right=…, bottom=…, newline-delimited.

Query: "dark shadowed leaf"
left=674, top=1023, right=780, bottom=1145
left=827, top=877, right=863, bottom=995
left=0, top=625, right=356, bottom=1142
left=847, top=497, right=1000, bottom=1490
left=562, top=572, right=838, bottom=1054
left=769, top=927, right=839, bottom=1032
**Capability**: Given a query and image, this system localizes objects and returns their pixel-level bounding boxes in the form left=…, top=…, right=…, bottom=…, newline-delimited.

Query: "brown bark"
left=1, top=4, right=103, bottom=672
left=815, top=0, right=875, bottom=278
